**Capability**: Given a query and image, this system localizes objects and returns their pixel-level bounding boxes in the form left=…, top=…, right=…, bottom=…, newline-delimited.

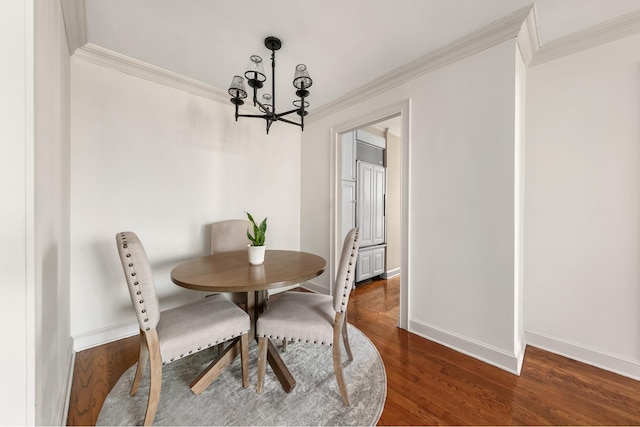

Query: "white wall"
left=70, top=59, right=302, bottom=347
left=525, top=33, right=640, bottom=379
left=34, top=0, right=72, bottom=423
left=302, top=39, right=524, bottom=372
left=0, top=1, right=70, bottom=424
left=0, top=1, right=34, bottom=424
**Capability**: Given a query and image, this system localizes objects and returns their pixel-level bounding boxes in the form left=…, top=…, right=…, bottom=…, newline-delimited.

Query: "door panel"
left=357, top=161, right=374, bottom=247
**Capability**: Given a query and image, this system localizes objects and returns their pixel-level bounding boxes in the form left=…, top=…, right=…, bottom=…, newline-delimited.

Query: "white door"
left=357, top=161, right=374, bottom=247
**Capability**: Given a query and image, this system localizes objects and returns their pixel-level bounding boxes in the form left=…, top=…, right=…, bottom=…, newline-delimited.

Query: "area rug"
left=97, top=324, right=386, bottom=426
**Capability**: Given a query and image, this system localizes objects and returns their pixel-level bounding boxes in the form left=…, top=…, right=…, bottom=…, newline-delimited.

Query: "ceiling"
left=84, top=0, right=640, bottom=118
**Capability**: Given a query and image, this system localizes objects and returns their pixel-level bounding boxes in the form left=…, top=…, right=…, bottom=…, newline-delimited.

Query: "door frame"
left=329, top=99, right=411, bottom=329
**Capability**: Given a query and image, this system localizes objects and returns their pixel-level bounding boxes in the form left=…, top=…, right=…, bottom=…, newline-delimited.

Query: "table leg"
left=249, top=290, right=296, bottom=392
left=266, top=339, right=296, bottom=392
left=189, top=337, right=241, bottom=395
left=246, top=291, right=256, bottom=340
left=190, top=290, right=297, bottom=394
left=246, top=290, right=267, bottom=339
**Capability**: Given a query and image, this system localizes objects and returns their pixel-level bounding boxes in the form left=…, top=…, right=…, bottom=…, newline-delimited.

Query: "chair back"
left=116, top=232, right=160, bottom=331
left=332, top=228, right=360, bottom=313
left=210, top=219, right=251, bottom=254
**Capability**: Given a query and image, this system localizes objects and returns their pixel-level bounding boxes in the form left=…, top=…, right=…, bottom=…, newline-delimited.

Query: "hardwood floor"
left=67, top=277, right=640, bottom=426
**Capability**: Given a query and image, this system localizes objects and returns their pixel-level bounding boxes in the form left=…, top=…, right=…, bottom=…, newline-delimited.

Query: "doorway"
left=330, top=100, right=410, bottom=329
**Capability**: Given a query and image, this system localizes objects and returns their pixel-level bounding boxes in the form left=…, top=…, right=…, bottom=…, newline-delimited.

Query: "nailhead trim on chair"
left=161, top=329, right=250, bottom=365
left=338, top=230, right=359, bottom=313
left=257, top=334, right=334, bottom=347
left=119, top=232, right=152, bottom=331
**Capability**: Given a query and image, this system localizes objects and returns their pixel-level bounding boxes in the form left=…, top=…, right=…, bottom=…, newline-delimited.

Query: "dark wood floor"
left=67, top=277, right=640, bottom=426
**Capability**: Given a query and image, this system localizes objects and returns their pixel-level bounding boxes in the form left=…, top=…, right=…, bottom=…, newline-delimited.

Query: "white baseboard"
left=300, top=280, right=329, bottom=295
left=73, top=320, right=139, bottom=352
left=410, top=319, right=524, bottom=375
left=381, top=267, right=400, bottom=279
left=525, top=330, right=640, bottom=381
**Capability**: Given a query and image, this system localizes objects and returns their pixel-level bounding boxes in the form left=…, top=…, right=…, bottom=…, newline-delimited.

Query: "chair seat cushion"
left=257, top=292, right=336, bottom=346
left=157, top=294, right=249, bottom=363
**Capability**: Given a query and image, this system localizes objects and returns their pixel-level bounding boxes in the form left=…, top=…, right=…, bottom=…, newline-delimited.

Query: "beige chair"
left=210, top=219, right=252, bottom=254
left=116, top=231, right=250, bottom=426
left=255, top=228, right=360, bottom=404
left=210, top=219, right=253, bottom=306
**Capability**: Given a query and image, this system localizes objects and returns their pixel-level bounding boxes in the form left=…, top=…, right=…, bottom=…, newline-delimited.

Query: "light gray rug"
left=97, top=324, right=386, bottom=426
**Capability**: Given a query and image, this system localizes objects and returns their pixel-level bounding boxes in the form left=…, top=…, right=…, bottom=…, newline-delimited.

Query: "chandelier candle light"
left=228, top=36, right=312, bottom=134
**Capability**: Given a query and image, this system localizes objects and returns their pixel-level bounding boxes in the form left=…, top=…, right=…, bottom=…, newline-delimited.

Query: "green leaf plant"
left=246, top=212, right=267, bottom=246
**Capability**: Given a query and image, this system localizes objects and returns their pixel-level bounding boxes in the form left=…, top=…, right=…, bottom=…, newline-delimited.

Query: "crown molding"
left=308, top=5, right=534, bottom=124
left=383, top=127, right=402, bottom=139
left=68, top=4, right=640, bottom=119
left=517, top=5, right=540, bottom=65
left=74, top=43, right=229, bottom=104
left=531, top=10, right=640, bottom=66
left=60, top=0, right=87, bottom=55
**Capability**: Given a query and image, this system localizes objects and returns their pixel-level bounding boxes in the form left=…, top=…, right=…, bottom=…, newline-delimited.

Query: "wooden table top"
left=170, top=249, right=326, bottom=292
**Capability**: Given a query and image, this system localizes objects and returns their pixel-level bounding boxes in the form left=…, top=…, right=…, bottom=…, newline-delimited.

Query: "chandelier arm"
left=277, top=116, right=302, bottom=127
left=254, top=98, right=269, bottom=113
left=275, top=107, right=303, bottom=118
left=236, top=113, right=270, bottom=119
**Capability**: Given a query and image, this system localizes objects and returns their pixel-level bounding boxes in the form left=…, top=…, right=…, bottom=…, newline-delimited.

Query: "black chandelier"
left=228, top=36, right=312, bottom=134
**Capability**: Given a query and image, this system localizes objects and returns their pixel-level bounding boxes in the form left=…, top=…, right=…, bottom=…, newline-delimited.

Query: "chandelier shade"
left=260, top=93, right=272, bottom=112
left=228, top=36, right=311, bottom=134
left=293, top=64, right=312, bottom=90
left=228, top=75, right=247, bottom=102
left=245, top=55, right=266, bottom=87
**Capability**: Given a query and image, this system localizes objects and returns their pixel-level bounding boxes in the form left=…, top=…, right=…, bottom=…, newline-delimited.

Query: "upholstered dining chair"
left=210, top=219, right=253, bottom=306
left=116, top=231, right=250, bottom=426
left=210, top=219, right=252, bottom=254
left=255, top=227, right=360, bottom=405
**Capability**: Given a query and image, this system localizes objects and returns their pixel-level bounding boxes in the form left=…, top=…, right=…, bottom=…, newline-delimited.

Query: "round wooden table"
left=171, top=249, right=326, bottom=292
left=171, top=249, right=326, bottom=394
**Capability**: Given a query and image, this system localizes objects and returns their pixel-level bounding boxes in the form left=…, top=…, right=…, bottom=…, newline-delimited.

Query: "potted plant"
left=246, top=211, right=267, bottom=265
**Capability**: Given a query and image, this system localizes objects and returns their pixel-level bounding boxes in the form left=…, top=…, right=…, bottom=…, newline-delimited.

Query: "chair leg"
left=240, top=333, right=249, bottom=388
left=342, top=316, right=353, bottom=362
left=333, top=343, right=350, bottom=405
left=256, top=337, right=269, bottom=393
left=281, top=339, right=287, bottom=352
left=332, top=313, right=350, bottom=405
left=131, top=330, right=148, bottom=396
left=143, top=330, right=162, bottom=426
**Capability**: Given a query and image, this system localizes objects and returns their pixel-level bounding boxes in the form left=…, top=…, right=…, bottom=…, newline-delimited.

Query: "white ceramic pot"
left=248, top=245, right=266, bottom=265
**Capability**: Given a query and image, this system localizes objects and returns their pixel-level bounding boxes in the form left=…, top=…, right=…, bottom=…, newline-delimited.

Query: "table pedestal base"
left=266, top=339, right=296, bottom=392
left=189, top=290, right=297, bottom=395
left=190, top=337, right=241, bottom=395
